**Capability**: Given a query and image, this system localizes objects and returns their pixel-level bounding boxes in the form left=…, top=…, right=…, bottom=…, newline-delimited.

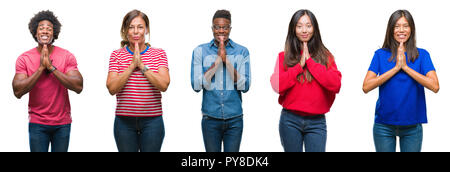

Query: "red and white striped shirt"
left=108, top=46, right=169, bottom=117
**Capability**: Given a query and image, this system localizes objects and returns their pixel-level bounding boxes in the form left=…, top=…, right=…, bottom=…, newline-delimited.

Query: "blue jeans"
left=114, top=116, right=165, bottom=152
left=373, top=123, right=423, bottom=152
left=29, top=123, right=71, bottom=152
left=279, top=109, right=327, bottom=152
left=201, top=115, right=243, bottom=152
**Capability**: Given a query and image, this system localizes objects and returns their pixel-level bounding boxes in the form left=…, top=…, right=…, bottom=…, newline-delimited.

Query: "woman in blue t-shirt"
left=362, top=10, right=439, bottom=152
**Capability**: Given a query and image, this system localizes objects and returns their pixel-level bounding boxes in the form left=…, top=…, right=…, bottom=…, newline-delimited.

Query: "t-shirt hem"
left=29, top=121, right=72, bottom=126
left=116, top=114, right=163, bottom=117
left=374, top=120, right=427, bottom=126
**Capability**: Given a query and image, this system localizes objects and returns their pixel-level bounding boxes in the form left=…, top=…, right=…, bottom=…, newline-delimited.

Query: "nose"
left=301, top=27, right=307, bottom=33
left=42, top=29, right=49, bottom=34
left=218, top=27, right=226, bottom=33
left=133, top=27, right=139, bottom=34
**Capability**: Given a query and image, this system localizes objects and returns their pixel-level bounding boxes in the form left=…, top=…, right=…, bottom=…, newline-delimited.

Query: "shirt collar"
left=126, top=45, right=150, bottom=55
left=209, top=38, right=235, bottom=48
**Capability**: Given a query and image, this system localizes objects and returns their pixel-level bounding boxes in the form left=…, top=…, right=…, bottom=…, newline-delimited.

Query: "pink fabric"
left=15, top=46, right=78, bottom=125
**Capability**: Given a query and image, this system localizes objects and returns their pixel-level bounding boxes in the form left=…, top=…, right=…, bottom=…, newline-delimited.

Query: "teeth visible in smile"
left=41, top=36, right=48, bottom=40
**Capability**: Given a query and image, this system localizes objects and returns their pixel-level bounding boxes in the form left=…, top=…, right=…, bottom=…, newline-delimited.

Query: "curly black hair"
left=28, top=10, right=61, bottom=44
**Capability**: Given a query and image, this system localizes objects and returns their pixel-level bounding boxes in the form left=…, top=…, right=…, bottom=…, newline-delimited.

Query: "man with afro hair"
left=12, top=10, right=84, bottom=152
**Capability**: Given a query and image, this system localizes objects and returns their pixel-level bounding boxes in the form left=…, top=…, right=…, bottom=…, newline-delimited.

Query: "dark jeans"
left=114, top=116, right=165, bottom=152
left=279, top=109, right=327, bottom=152
left=29, top=123, right=71, bottom=152
left=201, top=115, right=243, bottom=152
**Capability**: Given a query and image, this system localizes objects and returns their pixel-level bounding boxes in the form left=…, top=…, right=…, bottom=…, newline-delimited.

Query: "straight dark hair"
left=284, top=9, right=331, bottom=83
left=382, top=9, right=418, bottom=62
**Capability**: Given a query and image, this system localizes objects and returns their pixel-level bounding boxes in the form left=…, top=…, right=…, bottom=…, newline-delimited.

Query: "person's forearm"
left=403, top=66, right=439, bottom=93
left=305, top=58, right=341, bottom=93
left=143, top=70, right=170, bottom=92
left=363, top=67, right=400, bottom=93
left=204, top=57, right=222, bottom=82
left=224, top=59, right=239, bottom=83
left=107, top=64, right=136, bottom=95
left=13, top=67, right=45, bottom=99
left=51, top=69, right=83, bottom=94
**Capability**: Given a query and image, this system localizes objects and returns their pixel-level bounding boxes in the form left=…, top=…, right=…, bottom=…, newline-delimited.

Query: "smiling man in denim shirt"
left=191, top=9, right=251, bottom=152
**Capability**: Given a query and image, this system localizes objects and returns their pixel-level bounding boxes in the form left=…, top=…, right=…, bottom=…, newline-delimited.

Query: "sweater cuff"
left=305, top=58, right=315, bottom=66
left=291, top=63, right=304, bottom=76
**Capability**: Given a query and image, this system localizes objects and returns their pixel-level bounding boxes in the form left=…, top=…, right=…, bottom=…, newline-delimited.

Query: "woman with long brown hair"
left=106, top=9, right=170, bottom=152
left=270, top=9, right=341, bottom=152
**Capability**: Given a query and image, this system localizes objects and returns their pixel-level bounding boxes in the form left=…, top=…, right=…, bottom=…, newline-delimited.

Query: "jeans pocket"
left=202, top=114, right=210, bottom=120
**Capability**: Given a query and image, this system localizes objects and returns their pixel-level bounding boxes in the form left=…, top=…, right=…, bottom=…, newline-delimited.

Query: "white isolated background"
left=0, top=0, right=448, bottom=152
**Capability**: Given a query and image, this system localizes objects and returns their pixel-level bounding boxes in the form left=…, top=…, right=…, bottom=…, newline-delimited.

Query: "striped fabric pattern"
left=109, top=47, right=168, bottom=117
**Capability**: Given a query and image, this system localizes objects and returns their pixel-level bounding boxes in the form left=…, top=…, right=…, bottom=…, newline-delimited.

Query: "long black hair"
left=382, top=9, right=418, bottom=62
left=284, top=9, right=331, bottom=83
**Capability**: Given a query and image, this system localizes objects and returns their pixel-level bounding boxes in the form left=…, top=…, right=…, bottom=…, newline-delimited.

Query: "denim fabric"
left=373, top=122, right=423, bottom=152
left=114, top=116, right=165, bottom=152
left=29, top=123, right=71, bottom=152
left=279, top=109, right=327, bottom=152
left=201, top=115, right=243, bottom=152
left=191, top=39, right=251, bottom=119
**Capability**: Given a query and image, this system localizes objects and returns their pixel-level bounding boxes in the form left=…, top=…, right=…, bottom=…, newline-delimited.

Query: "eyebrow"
left=38, top=24, right=53, bottom=27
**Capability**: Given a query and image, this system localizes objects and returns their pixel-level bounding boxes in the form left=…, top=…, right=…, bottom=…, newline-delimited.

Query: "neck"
left=37, top=44, right=54, bottom=53
left=214, top=39, right=229, bottom=47
left=129, top=43, right=147, bottom=52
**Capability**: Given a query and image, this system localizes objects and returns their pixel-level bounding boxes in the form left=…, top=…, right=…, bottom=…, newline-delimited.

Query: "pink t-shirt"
left=15, top=46, right=78, bottom=125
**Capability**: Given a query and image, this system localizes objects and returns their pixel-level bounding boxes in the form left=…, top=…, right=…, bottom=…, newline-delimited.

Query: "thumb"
left=43, top=44, right=49, bottom=55
left=399, top=41, right=405, bottom=49
left=134, top=42, right=140, bottom=52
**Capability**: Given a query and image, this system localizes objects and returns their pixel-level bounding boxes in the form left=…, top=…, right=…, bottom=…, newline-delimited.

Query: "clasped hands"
left=130, top=42, right=146, bottom=71
left=299, top=42, right=310, bottom=68
left=395, top=41, right=408, bottom=71
left=39, top=44, right=54, bottom=72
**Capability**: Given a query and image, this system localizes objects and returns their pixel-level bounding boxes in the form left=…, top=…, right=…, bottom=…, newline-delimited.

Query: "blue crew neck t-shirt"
left=368, top=48, right=435, bottom=125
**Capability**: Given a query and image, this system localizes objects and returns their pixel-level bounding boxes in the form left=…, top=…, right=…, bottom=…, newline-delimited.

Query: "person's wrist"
left=402, top=64, right=409, bottom=70
left=215, top=57, right=222, bottom=65
left=46, top=64, right=53, bottom=71
left=38, top=65, right=46, bottom=72
left=141, top=65, right=148, bottom=73
left=395, top=63, right=401, bottom=71
left=48, top=65, right=57, bottom=73
left=129, top=62, right=137, bottom=70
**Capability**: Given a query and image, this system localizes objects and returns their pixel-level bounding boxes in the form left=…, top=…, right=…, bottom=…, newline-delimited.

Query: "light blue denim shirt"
left=191, top=39, right=251, bottom=119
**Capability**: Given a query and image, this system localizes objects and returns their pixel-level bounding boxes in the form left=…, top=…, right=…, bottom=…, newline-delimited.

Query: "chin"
left=300, top=39, right=310, bottom=43
left=38, top=41, right=52, bottom=45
